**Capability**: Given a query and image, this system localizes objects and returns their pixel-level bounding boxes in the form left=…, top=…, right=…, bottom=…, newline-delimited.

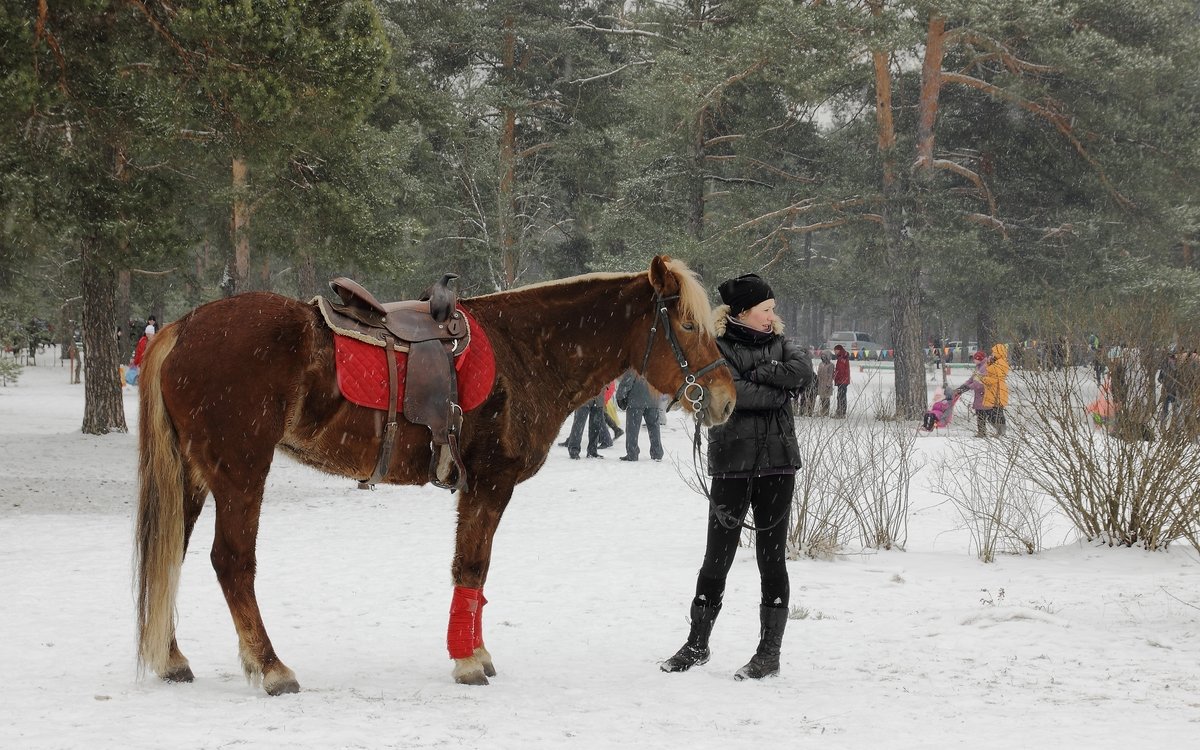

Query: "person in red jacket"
left=833, top=344, right=851, bottom=417
left=131, top=333, right=150, bottom=368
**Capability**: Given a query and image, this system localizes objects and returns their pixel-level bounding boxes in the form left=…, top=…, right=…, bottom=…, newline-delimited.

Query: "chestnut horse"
left=135, top=255, right=735, bottom=694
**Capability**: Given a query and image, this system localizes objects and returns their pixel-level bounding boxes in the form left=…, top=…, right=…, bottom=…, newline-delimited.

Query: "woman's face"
left=737, top=298, right=778, bottom=333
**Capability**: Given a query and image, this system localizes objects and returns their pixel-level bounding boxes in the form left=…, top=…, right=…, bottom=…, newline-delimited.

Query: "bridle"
left=638, top=291, right=729, bottom=422
left=640, top=290, right=788, bottom=534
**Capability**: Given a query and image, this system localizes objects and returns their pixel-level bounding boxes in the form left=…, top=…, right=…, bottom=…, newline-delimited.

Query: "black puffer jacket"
left=707, top=305, right=814, bottom=476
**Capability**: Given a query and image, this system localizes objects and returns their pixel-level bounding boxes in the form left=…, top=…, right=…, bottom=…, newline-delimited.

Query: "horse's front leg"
left=448, top=483, right=513, bottom=685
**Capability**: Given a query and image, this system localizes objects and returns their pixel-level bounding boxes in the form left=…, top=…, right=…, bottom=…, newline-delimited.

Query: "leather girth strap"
left=359, top=333, right=401, bottom=490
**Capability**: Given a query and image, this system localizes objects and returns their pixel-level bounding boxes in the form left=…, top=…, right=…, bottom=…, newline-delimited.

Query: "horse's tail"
left=134, top=325, right=184, bottom=677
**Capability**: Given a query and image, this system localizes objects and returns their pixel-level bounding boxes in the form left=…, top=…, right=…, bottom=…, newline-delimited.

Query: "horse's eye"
left=680, top=321, right=696, bottom=332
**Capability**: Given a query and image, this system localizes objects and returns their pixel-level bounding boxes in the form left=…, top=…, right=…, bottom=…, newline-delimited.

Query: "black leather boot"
left=660, top=600, right=721, bottom=673
left=734, top=605, right=788, bottom=680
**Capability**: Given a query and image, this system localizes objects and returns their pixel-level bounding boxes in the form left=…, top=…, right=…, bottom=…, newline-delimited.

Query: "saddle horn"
left=422, top=273, right=460, bottom=323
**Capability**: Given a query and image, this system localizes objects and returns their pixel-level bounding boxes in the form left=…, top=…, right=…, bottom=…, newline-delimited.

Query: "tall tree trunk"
left=803, top=231, right=821, bottom=345
left=888, top=263, right=926, bottom=417
left=976, top=298, right=995, bottom=355
left=869, top=1, right=897, bottom=189
left=888, top=13, right=947, bottom=419
left=114, top=143, right=133, bottom=357
left=870, top=1, right=926, bottom=418
left=223, top=154, right=251, bottom=297
left=258, top=256, right=272, bottom=292
left=80, top=235, right=127, bottom=435
left=190, top=238, right=210, bottom=308
left=116, top=269, right=131, bottom=350
left=688, top=108, right=706, bottom=240
left=297, top=249, right=317, bottom=299
left=498, top=15, right=519, bottom=288
left=915, top=15, right=946, bottom=170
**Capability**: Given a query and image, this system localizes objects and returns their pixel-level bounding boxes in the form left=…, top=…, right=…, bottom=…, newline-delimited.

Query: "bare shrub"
left=798, top=417, right=919, bottom=551
left=0, top=356, right=20, bottom=386
left=1015, top=365, right=1200, bottom=550
left=929, top=432, right=1052, bottom=562
left=789, top=417, right=858, bottom=558
left=1010, top=302, right=1200, bottom=551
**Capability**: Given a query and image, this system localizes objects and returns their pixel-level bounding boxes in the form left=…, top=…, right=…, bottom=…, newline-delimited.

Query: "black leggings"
left=694, top=474, right=794, bottom=609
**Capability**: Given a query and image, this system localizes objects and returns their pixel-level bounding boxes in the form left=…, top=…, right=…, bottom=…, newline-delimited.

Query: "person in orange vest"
left=978, top=343, right=1010, bottom=437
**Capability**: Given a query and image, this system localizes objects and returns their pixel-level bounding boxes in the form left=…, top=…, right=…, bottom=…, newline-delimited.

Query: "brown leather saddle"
left=315, top=274, right=470, bottom=491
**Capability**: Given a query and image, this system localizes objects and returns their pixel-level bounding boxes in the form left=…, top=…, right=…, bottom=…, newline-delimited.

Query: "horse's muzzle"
left=701, top=391, right=735, bottom=427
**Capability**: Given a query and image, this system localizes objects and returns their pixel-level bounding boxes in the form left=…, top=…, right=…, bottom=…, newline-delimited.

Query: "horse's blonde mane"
left=666, top=258, right=716, bottom=338
left=473, top=258, right=715, bottom=336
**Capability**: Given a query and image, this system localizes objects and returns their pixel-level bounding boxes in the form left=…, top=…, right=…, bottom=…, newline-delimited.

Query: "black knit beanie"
left=718, top=273, right=774, bottom=317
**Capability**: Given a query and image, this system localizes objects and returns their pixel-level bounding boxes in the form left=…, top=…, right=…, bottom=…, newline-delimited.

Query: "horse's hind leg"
left=207, top=468, right=298, bottom=696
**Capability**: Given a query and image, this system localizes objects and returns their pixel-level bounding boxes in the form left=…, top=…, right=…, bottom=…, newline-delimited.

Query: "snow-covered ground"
left=2, top=356, right=1199, bottom=749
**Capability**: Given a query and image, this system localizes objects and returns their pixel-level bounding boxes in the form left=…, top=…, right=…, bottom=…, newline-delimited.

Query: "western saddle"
left=315, top=274, right=470, bottom=491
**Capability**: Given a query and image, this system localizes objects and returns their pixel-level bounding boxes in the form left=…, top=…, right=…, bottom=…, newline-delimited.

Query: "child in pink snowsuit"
left=921, top=393, right=957, bottom=431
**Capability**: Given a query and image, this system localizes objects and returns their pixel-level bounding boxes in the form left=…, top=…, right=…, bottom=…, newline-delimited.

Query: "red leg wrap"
left=447, top=586, right=482, bottom=659
left=474, top=593, right=487, bottom=650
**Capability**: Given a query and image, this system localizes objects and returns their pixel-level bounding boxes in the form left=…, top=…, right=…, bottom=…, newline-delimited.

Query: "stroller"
left=918, top=389, right=961, bottom=434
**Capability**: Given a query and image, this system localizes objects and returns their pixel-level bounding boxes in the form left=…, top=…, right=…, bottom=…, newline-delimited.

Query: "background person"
left=978, top=344, right=1010, bottom=437
left=563, top=392, right=606, bottom=459
left=833, top=344, right=851, bottom=417
left=615, top=371, right=663, bottom=461
left=815, top=351, right=834, bottom=416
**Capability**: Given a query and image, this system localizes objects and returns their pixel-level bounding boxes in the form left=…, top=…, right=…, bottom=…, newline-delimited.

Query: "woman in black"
left=661, top=273, right=813, bottom=680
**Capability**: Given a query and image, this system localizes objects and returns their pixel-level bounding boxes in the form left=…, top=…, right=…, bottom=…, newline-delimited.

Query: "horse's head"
left=636, top=256, right=736, bottom=427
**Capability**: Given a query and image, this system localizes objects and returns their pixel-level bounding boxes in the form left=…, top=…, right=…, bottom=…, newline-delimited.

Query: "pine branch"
left=941, top=71, right=1136, bottom=209
left=568, top=60, right=653, bottom=85
left=704, top=134, right=745, bottom=147
left=701, top=58, right=769, bottom=107
left=125, top=0, right=196, bottom=76
left=33, top=0, right=68, bottom=93
left=740, top=196, right=876, bottom=234
left=568, top=21, right=671, bottom=42
left=516, top=142, right=553, bottom=160
left=946, top=30, right=1061, bottom=76
left=929, top=158, right=999, bottom=218
left=963, top=212, right=1009, bottom=238
left=703, top=175, right=774, bottom=188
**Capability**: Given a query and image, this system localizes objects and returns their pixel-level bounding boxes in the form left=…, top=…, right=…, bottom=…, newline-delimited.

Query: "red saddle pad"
left=333, top=306, right=495, bottom=413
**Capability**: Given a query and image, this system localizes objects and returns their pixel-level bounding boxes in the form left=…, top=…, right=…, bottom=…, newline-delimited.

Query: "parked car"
left=820, top=331, right=876, bottom=356
left=945, top=340, right=979, bottom=362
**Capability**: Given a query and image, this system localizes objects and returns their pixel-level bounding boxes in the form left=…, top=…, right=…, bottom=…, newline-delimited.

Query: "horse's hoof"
left=263, top=667, right=300, bottom=696
left=454, top=670, right=490, bottom=686
left=453, top=656, right=490, bottom=685
left=162, top=666, right=195, bottom=684
left=264, top=678, right=300, bottom=696
left=473, top=646, right=497, bottom=678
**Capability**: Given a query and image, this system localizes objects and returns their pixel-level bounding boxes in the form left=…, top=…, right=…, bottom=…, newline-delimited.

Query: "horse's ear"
left=649, top=255, right=680, bottom=296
